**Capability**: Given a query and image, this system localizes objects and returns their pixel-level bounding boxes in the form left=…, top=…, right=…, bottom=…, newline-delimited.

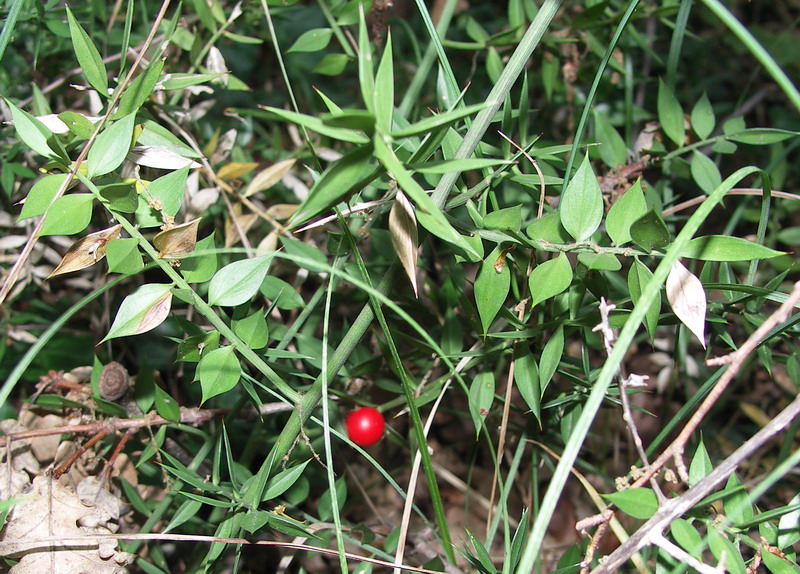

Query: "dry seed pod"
left=98, top=362, right=130, bottom=401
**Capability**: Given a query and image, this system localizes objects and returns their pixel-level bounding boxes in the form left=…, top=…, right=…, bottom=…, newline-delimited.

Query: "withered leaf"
left=389, top=190, right=419, bottom=297
left=47, top=224, right=122, bottom=279
left=154, top=217, right=201, bottom=259
left=666, top=260, right=707, bottom=348
left=244, top=159, right=296, bottom=197
left=217, top=161, right=259, bottom=181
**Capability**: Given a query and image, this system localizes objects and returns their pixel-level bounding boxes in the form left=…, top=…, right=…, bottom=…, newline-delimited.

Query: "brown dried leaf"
left=47, top=225, right=122, bottom=279
left=265, top=203, right=299, bottom=221
left=666, top=260, right=706, bottom=348
left=243, top=159, right=296, bottom=197
left=389, top=190, right=419, bottom=296
left=225, top=212, right=259, bottom=248
left=136, top=290, right=173, bottom=335
left=153, top=217, right=201, bottom=259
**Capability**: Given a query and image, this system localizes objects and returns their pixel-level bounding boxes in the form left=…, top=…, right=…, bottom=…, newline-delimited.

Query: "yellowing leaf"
left=101, top=283, right=173, bottom=342
left=153, top=218, right=201, bottom=259
left=243, top=159, right=296, bottom=197
left=48, top=224, right=122, bottom=278
left=217, top=162, right=259, bottom=181
left=389, top=191, right=418, bottom=296
left=666, top=260, right=706, bottom=348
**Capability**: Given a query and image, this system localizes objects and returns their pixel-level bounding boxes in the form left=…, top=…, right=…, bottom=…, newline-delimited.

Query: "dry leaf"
left=136, top=291, right=173, bottom=335
left=265, top=204, right=299, bottom=221
left=153, top=218, right=201, bottom=259
left=666, top=260, right=706, bottom=348
left=243, top=159, right=296, bottom=197
left=217, top=161, right=259, bottom=181
left=225, top=206, right=259, bottom=248
left=126, top=145, right=201, bottom=170
left=48, top=225, right=122, bottom=279
left=389, top=190, right=419, bottom=296
left=0, top=475, right=134, bottom=572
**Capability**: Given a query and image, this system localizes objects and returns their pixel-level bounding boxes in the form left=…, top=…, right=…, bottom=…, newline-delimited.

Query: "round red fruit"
left=346, top=407, right=385, bottom=447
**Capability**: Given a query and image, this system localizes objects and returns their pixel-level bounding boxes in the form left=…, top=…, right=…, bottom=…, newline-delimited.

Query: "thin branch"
left=649, top=532, right=723, bottom=574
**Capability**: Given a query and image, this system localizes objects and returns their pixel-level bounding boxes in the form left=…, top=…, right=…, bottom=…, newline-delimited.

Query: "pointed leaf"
left=606, top=179, right=647, bottom=246
left=681, top=235, right=784, bottom=261
left=114, top=58, right=165, bottom=119
left=181, top=232, right=218, bottom=284
left=208, top=256, right=273, bottom=307
left=243, top=159, right=296, bottom=197
left=18, top=174, right=71, bottom=221
left=468, top=372, right=495, bottom=438
left=106, top=238, right=144, bottom=275
left=539, top=326, right=564, bottom=397
left=288, top=28, right=333, bottom=53
left=389, top=191, right=418, bottom=296
left=605, top=488, right=659, bottom=519
left=48, top=224, right=122, bottom=278
left=560, top=154, right=603, bottom=242
left=630, top=208, right=670, bottom=253
left=666, top=260, right=706, bottom=348
left=6, top=99, right=67, bottom=161
left=690, top=151, right=722, bottom=194
left=628, top=259, right=659, bottom=340
left=691, top=92, right=715, bottom=140
left=153, top=218, right=201, bottom=259
left=232, top=310, right=268, bottom=350
left=66, top=7, right=108, bottom=94
left=39, top=193, right=94, bottom=236
left=593, top=110, right=627, bottom=168
left=127, top=146, right=201, bottom=170
left=374, top=31, right=394, bottom=133
left=658, top=78, right=685, bottom=146
left=87, top=113, right=136, bottom=177
left=135, top=166, right=190, bottom=228
left=264, top=460, right=311, bottom=500
left=474, top=245, right=510, bottom=333
left=514, top=346, right=540, bottom=422
left=197, top=346, right=240, bottom=403
left=529, top=253, right=573, bottom=309
left=689, top=440, right=713, bottom=487
left=357, top=4, right=374, bottom=114
left=102, top=284, right=173, bottom=342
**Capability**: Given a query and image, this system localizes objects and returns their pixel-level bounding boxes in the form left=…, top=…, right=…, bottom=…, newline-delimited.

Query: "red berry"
left=345, top=407, right=385, bottom=447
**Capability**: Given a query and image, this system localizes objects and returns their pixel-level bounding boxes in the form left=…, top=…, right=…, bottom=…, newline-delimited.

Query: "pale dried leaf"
left=389, top=190, right=419, bottom=296
left=153, top=218, right=201, bottom=259
left=0, top=476, right=134, bottom=572
left=666, top=260, right=707, bottom=348
left=265, top=203, right=299, bottom=221
left=48, top=225, right=122, bottom=278
left=126, top=145, right=201, bottom=170
left=136, top=291, right=173, bottom=335
left=206, top=46, right=229, bottom=85
left=224, top=212, right=259, bottom=248
left=256, top=230, right=279, bottom=256
left=217, top=161, right=258, bottom=181
left=243, top=159, right=296, bottom=197
left=0, top=236, right=29, bottom=250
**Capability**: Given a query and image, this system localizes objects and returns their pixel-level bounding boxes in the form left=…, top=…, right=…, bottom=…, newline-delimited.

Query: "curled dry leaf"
left=47, top=224, right=122, bottom=279
left=243, top=159, right=296, bottom=197
left=153, top=217, right=201, bottom=259
left=666, top=260, right=707, bottom=348
left=389, top=190, right=419, bottom=296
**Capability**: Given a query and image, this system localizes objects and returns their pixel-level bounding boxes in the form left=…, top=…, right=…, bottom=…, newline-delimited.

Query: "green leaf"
left=257, top=106, right=369, bottom=144
left=165, top=500, right=203, bottom=533
left=264, top=460, right=310, bottom=500
left=658, top=77, right=685, bottom=146
left=778, top=494, right=800, bottom=550
left=508, top=508, right=529, bottom=569
left=474, top=246, right=511, bottom=334
left=761, top=549, right=800, bottom=574
left=312, top=53, right=350, bottom=76
left=390, top=103, right=485, bottom=138
left=484, top=205, right=523, bottom=230
left=287, top=28, right=333, bottom=53
left=708, top=526, right=746, bottom=574
left=464, top=528, right=498, bottom=574
left=113, top=58, right=165, bottom=119
left=197, top=346, right=240, bottom=403
left=161, top=72, right=225, bottom=91
left=260, top=276, right=305, bottom=310
left=154, top=384, right=180, bottom=421
left=688, top=440, right=712, bottom=487
left=691, top=92, right=715, bottom=140
left=6, top=99, right=68, bottom=161
left=181, top=232, right=218, bottom=283
left=526, top=212, right=571, bottom=243
left=374, top=31, right=394, bottom=133
left=468, top=372, right=495, bottom=438
left=681, top=235, right=784, bottom=261
left=318, top=476, right=347, bottom=521
left=514, top=346, right=540, bottom=422
left=18, top=174, right=70, bottom=221
left=627, top=259, right=659, bottom=340
left=630, top=208, right=670, bottom=253
left=106, top=238, right=144, bottom=275
left=289, top=144, right=374, bottom=228
left=58, top=111, right=96, bottom=139
left=529, top=253, right=573, bottom=309
left=723, top=473, right=754, bottom=526
left=726, top=128, right=800, bottom=145
left=593, top=110, right=627, bottom=168
left=39, top=193, right=94, bottom=236
left=66, top=7, right=108, bottom=94
left=232, top=309, right=268, bottom=350
left=605, top=488, right=658, bottom=519
left=670, top=518, right=703, bottom=559
left=87, top=113, right=136, bottom=177
left=409, top=158, right=511, bottom=175
left=690, top=151, right=722, bottom=194
left=279, top=236, right=328, bottom=273
left=135, top=166, right=189, bottom=228
left=539, top=326, right=564, bottom=397
left=357, top=4, right=374, bottom=114
left=177, top=331, right=220, bottom=363
left=560, top=154, right=603, bottom=242
left=101, top=284, right=173, bottom=342
left=207, top=256, right=273, bottom=307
